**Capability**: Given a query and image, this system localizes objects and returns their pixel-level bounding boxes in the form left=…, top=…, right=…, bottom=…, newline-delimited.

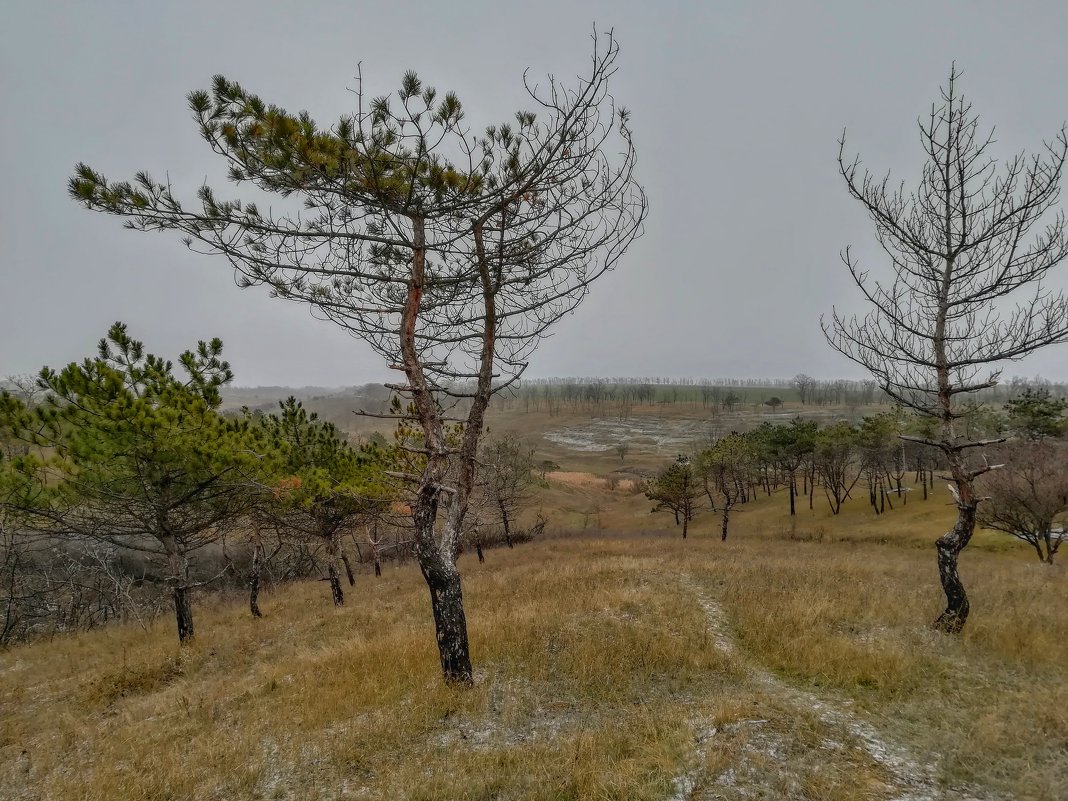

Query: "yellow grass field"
left=2, top=466, right=1065, bottom=800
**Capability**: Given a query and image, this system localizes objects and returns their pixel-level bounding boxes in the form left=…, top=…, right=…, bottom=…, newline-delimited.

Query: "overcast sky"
left=4, top=1, right=1068, bottom=386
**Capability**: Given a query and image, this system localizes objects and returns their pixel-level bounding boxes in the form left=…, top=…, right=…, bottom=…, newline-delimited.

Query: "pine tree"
left=0, top=323, right=265, bottom=642
left=69, top=33, right=646, bottom=682
left=253, top=398, right=390, bottom=608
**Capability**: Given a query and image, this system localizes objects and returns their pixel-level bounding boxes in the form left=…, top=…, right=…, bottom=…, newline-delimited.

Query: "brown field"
left=1, top=399, right=1065, bottom=801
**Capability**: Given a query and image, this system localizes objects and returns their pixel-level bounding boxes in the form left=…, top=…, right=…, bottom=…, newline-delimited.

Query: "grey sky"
left=4, top=1, right=1068, bottom=386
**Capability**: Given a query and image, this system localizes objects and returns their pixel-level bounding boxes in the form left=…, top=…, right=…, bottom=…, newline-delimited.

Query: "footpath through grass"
left=2, top=503, right=1066, bottom=801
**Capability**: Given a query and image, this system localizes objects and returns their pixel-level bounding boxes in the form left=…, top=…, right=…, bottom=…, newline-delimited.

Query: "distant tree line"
left=486, top=374, right=1068, bottom=418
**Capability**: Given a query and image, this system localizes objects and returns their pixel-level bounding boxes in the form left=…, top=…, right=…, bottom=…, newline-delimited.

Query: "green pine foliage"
left=1004, top=388, right=1068, bottom=440
left=253, top=397, right=392, bottom=532
left=0, top=323, right=267, bottom=640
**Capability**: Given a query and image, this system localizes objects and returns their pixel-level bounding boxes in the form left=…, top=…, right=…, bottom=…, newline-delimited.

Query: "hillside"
left=1, top=461, right=1064, bottom=800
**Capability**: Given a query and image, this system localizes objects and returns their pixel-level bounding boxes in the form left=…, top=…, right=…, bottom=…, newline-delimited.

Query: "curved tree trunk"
left=934, top=463, right=976, bottom=633
left=934, top=525, right=971, bottom=632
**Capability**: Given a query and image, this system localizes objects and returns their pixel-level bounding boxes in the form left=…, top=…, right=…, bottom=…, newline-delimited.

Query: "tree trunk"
left=341, top=550, right=357, bottom=587
left=682, top=516, right=688, bottom=539
left=934, top=495, right=975, bottom=633
left=173, top=585, right=194, bottom=643
left=704, top=479, right=717, bottom=510
left=720, top=503, right=731, bottom=541
left=476, top=542, right=485, bottom=563
left=249, top=543, right=263, bottom=618
left=422, top=561, right=473, bottom=685
left=326, top=533, right=345, bottom=606
left=327, top=562, right=345, bottom=606
left=163, top=535, right=194, bottom=643
left=369, top=533, right=383, bottom=577
left=500, top=504, right=514, bottom=548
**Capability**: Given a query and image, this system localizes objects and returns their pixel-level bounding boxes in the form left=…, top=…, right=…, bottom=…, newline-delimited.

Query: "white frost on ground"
left=543, top=418, right=715, bottom=453
left=670, top=576, right=997, bottom=801
left=542, top=412, right=846, bottom=455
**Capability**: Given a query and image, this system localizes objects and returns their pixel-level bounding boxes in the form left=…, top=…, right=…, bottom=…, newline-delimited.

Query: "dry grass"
left=698, top=538, right=1068, bottom=798
left=2, top=461, right=1066, bottom=799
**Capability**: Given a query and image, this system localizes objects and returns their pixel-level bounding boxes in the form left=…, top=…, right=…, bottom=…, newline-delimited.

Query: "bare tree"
left=824, top=66, right=1068, bottom=631
left=477, top=434, right=535, bottom=548
left=70, top=32, right=646, bottom=682
left=977, top=439, right=1068, bottom=563
left=793, top=374, right=816, bottom=405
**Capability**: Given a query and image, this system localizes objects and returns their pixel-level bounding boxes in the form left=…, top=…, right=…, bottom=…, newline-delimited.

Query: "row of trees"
left=646, top=393, right=1068, bottom=563
left=495, top=374, right=1068, bottom=417
left=0, top=326, right=540, bottom=646
left=494, top=376, right=889, bottom=416
left=645, top=416, right=921, bottom=539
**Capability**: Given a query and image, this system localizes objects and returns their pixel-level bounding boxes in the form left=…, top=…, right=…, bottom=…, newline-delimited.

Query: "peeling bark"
left=421, top=557, right=473, bottom=685
left=934, top=505, right=974, bottom=632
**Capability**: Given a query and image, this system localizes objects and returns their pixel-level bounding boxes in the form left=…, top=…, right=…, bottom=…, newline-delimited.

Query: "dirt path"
left=670, top=575, right=994, bottom=801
